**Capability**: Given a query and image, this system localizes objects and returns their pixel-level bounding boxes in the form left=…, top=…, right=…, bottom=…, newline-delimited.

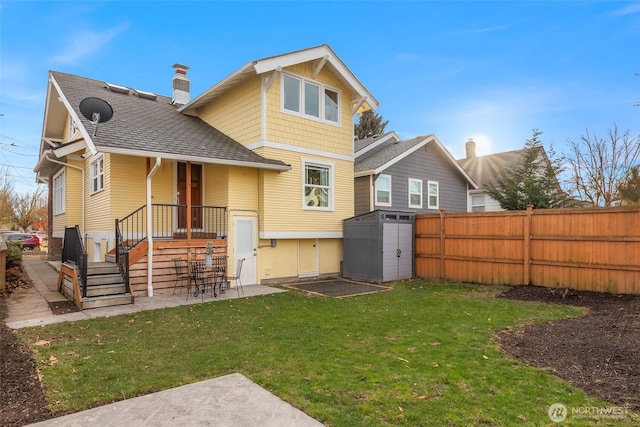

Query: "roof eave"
left=98, top=146, right=292, bottom=172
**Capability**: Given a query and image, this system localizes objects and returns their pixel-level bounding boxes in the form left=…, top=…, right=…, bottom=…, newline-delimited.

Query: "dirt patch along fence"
left=415, top=206, right=640, bottom=294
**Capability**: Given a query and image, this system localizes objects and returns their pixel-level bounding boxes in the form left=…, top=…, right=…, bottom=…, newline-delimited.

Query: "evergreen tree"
left=618, top=165, right=640, bottom=205
left=354, top=110, right=389, bottom=140
left=486, top=129, right=573, bottom=210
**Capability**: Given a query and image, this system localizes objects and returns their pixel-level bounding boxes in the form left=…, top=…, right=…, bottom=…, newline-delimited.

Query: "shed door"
left=397, top=224, right=413, bottom=280
left=382, top=223, right=413, bottom=282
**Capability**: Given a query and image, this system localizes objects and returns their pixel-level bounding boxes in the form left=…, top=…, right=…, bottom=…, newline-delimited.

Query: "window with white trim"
left=283, top=73, right=340, bottom=124
left=408, top=178, right=423, bottom=209
left=68, top=116, right=77, bottom=139
left=303, top=161, right=332, bottom=210
left=375, top=175, right=391, bottom=206
left=471, top=194, right=485, bottom=212
left=53, top=169, right=65, bottom=215
left=428, top=180, right=439, bottom=209
left=90, top=155, right=104, bottom=193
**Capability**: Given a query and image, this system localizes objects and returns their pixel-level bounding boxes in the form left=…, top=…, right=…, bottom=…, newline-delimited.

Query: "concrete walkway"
left=5, top=256, right=324, bottom=427
left=6, top=257, right=287, bottom=329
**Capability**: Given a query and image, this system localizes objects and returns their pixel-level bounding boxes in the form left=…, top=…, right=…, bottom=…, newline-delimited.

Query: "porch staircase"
left=83, top=262, right=133, bottom=309
left=60, top=261, right=133, bottom=310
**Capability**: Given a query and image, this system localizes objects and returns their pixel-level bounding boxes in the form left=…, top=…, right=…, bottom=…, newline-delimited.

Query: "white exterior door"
left=298, top=239, right=319, bottom=278
left=233, top=217, right=257, bottom=285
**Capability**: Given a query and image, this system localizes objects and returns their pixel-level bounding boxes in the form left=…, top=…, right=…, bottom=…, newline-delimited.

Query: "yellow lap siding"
left=259, top=148, right=354, bottom=234
left=197, top=77, right=262, bottom=145
left=85, top=155, right=111, bottom=232
left=227, top=167, right=259, bottom=210
left=107, top=154, right=148, bottom=221
left=64, top=162, right=83, bottom=231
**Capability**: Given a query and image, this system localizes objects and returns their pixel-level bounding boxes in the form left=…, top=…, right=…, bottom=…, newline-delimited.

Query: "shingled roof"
left=458, top=149, right=528, bottom=188
left=49, top=71, right=290, bottom=170
left=354, top=133, right=477, bottom=187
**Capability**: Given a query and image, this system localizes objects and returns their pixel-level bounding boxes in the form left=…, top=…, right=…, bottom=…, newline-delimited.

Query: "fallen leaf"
left=35, top=340, right=51, bottom=346
left=49, top=355, right=58, bottom=365
left=483, top=355, right=489, bottom=359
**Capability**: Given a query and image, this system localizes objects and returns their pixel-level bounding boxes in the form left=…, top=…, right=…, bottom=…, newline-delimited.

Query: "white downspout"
left=146, top=157, right=162, bottom=297
left=45, top=153, right=85, bottom=231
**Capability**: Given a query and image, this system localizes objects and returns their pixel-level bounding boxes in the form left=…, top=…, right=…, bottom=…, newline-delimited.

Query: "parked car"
left=1, top=232, right=42, bottom=251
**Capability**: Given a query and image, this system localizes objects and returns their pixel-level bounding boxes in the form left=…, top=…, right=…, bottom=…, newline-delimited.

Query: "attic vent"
left=133, top=89, right=157, bottom=101
left=105, top=82, right=130, bottom=94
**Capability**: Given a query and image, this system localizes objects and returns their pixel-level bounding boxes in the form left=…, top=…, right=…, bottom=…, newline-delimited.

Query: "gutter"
left=146, top=157, right=162, bottom=297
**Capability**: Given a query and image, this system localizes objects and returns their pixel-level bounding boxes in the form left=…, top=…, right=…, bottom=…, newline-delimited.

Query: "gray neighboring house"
left=458, top=138, right=549, bottom=212
left=354, top=132, right=478, bottom=216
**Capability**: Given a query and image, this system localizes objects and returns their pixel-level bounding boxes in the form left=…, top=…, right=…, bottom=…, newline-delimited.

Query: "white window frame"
left=428, top=180, right=439, bottom=209
left=68, top=116, right=77, bottom=139
left=375, top=174, right=392, bottom=207
left=408, top=178, right=423, bottom=209
left=282, top=71, right=341, bottom=125
left=471, top=194, right=485, bottom=212
left=90, top=155, right=104, bottom=194
left=53, top=169, right=65, bottom=215
left=302, top=158, right=334, bottom=211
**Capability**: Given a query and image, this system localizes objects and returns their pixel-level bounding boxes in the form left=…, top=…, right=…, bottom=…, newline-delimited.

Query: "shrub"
left=5, top=241, right=23, bottom=270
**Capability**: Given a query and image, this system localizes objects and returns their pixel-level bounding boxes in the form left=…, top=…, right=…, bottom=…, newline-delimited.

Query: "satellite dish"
left=79, top=97, right=113, bottom=136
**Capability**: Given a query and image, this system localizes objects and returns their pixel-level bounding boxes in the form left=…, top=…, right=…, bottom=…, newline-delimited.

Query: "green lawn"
left=18, top=281, right=638, bottom=426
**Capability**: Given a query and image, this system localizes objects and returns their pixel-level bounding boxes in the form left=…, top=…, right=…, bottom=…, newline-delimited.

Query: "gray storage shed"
left=342, top=210, right=415, bottom=283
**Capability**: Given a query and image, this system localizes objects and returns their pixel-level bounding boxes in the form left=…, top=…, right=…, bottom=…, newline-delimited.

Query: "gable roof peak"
left=180, top=44, right=378, bottom=114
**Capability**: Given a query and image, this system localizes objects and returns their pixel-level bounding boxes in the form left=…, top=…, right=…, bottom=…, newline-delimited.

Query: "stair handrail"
left=62, top=226, right=88, bottom=298
left=115, top=219, right=131, bottom=294
left=116, top=204, right=148, bottom=249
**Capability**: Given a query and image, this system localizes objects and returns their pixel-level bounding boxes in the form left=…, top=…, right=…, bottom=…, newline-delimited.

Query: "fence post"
left=440, top=209, right=445, bottom=279
left=524, top=205, right=532, bottom=285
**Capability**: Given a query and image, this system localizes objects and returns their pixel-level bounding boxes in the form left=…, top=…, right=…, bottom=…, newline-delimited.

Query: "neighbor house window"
left=375, top=175, right=392, bottom=206
left=282, top=72, right=340, bottom=124
left=53, top=169, right=65, bottom=215
left=408, top=178, right=423, bottom=209
left=303, top=160, right=333, bottom=210
left=90, top=155, right=104, bottom=193
left=428, top=180, right=439, bottom=209
left=471, top=194, right=485, bottom=212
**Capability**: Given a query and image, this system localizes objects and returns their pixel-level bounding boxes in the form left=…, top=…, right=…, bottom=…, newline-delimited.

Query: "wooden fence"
left=415, top=206, right=640, bottom=294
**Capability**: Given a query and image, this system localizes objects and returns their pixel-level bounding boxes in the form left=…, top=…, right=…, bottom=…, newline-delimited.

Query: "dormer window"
left=282, top=73, right=340, bottom=125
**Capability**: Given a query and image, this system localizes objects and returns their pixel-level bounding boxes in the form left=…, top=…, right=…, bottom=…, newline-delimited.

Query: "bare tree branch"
left=563, top=124, right=640, bottom=207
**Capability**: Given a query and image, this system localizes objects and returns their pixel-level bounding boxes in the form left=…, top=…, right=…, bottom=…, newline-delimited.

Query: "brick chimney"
left=465, top=138, right=476, bottom=159
left=171, top=64, right=190, bottom=106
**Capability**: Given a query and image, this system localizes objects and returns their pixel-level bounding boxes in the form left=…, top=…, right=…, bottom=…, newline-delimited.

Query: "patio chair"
left=188, top=260, right=207, bottom=301
left=210, top=255, right=227, bottom=298
left=227, top=258, right=245, bottom=297
left=172, top=258, right=190, bottom=295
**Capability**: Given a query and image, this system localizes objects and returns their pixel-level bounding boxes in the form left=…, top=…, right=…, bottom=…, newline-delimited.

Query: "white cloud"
left=609, top=3, right=640, bottom=17
left=50, top=22, right=130, bottom=65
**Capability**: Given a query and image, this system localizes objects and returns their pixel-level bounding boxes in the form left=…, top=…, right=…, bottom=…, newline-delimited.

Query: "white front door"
left=233, top=216, right=257, bottom=285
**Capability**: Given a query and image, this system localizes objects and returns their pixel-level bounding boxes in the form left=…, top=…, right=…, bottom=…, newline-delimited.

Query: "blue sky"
left=1, top=1, right=639, bottom=194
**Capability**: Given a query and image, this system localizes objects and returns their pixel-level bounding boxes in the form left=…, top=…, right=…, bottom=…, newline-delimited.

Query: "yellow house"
left=34, top=44, right=378, bottom=302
